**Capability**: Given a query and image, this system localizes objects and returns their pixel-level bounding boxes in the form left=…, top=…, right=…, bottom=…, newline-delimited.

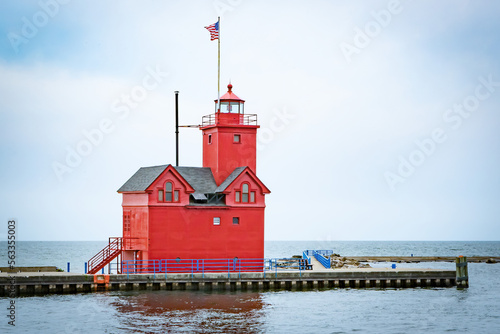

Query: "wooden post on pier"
left=455, top=256, right=469, bottom=288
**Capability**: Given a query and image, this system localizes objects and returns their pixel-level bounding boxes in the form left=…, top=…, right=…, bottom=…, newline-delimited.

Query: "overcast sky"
left=1, top=0, right=499, bottom=241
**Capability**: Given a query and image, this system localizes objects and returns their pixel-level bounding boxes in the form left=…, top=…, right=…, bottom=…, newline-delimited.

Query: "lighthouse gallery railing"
left=202, top=113, right=257, bottom=127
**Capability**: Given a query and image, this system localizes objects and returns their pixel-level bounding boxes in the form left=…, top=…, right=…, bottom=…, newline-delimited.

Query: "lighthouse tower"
left=201, top=83, right=259, bottom=185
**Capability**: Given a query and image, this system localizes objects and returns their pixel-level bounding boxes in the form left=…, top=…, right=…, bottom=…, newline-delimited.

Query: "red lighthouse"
left=87, top=84, right=270, bottom=274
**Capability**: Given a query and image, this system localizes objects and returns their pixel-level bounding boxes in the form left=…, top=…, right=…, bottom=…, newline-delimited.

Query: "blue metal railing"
left=313, top=251, right=331, bottom=269
left=92, top=252, right=335, bottom=275
left=120, top=257, right=307, bottom=277
left=305, top=250, right=333, bottom=257
left=303, top=250, right=333, bottom=269
left=303, top=251, right=311, bottom=265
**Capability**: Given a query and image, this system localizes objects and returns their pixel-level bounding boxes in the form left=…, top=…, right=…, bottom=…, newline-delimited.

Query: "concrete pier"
left=0, top=268, right=458, bottom=296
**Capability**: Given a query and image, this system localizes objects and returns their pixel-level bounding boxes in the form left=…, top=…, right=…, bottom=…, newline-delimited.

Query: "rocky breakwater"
left=329, top=254, right=371, bottom=269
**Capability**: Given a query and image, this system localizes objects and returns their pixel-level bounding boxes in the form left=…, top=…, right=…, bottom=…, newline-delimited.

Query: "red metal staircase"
left=87, top=237, right=122, bottom=274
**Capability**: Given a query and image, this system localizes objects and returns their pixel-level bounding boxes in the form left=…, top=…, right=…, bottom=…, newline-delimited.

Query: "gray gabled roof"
left=117, top=164, right=169, bottom=192
left=215, top=167, right=246, bottom=192
left=174, top=167, right=217, bottom=194
left=117, top=165, right=218, bottom=194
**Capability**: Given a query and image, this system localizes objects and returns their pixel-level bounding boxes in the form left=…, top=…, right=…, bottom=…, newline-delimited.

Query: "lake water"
left=1, top=241, right=499, bottom=333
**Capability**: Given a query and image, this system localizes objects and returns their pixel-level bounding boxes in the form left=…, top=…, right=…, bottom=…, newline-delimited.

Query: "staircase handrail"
left=87, top=237, right=122, bottom=273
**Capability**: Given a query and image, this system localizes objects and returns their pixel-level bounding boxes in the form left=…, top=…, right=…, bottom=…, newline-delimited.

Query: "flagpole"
left=217, top=16, right=221, bottom=112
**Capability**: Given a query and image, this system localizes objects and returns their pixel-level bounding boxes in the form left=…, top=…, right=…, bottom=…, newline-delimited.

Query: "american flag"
left=205, top=21, right=219, bottom=41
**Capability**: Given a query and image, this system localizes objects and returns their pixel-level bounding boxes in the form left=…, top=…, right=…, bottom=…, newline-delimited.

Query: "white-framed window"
left=242, top=184, right=249, bottom=202
left=235, top=184, right=256, bottom=203
left=159, top=181, right=180, bottom=203
left=165, top=182, right=173, bottom=202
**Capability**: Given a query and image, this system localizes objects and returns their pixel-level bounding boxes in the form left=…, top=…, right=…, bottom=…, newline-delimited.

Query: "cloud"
left=1, top=0, right=499, bottom=240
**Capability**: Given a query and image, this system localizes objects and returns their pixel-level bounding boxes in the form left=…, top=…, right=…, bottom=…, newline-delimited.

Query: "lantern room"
left=215, top=83, right=244, bottom=113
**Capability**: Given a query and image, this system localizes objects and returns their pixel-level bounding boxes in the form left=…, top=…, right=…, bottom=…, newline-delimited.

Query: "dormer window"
left=158, top=181, right=180, bottom=203
left=235, top=183, right=256, bottom=204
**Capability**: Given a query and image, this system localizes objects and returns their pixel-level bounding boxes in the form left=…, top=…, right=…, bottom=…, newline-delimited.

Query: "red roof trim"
left=222, top=167, right=271, bottom=194
left=214, top=83, right=245, bottom=102
left=145, top=165, right=195, bottom=193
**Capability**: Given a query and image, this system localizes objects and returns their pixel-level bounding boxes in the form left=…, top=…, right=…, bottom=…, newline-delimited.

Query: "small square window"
left=213, top=217, right=221, bottom=225
left=234, top=134, right=241, bottom=143
left=208, top=134, right=212, bottom=144
left=233, top=217, right=240, bottom=225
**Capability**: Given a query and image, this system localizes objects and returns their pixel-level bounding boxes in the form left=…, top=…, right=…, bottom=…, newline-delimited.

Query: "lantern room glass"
left=216, top=101, right=244, bottom=114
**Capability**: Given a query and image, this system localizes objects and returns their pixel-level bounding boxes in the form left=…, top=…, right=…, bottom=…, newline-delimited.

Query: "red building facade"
left=87, top=84, right=270, bottom=274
